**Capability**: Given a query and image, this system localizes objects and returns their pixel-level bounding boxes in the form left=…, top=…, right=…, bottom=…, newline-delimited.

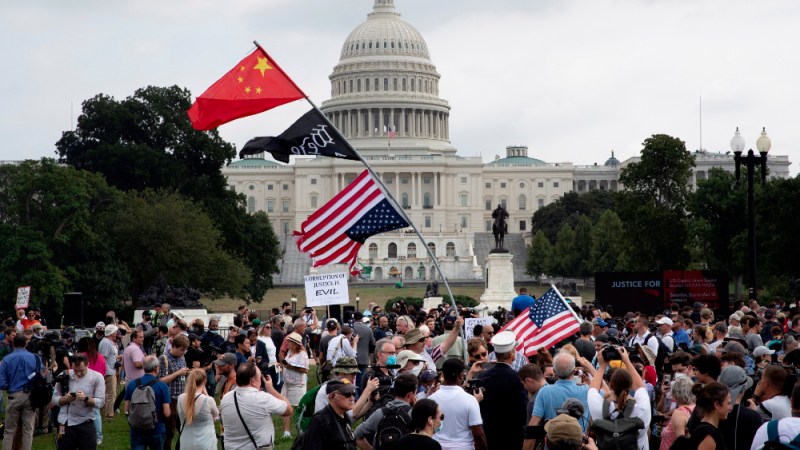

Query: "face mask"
left=545, top=376, right=557, bottom=385
left=410, top=365, right=423, bottom=377
left=435, top=423, right=443, bottom=433
left=386, top=355, right=397, bottom=366
left=210, top=330, right=220, bottom=335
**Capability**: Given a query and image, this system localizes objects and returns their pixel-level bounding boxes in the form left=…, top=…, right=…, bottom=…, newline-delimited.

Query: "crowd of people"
left=4, top=293, right=800, bottom=450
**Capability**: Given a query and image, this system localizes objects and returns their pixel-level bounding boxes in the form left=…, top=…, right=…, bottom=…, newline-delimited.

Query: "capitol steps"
left=473, top=233, right=533, bottom=282
left=273, top=235, right=313, bottom=285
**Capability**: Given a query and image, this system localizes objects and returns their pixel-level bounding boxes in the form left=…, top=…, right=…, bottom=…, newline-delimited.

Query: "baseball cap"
left=717, top=365, right=753, bottom=405
left=213, top=353, right=237, bottom=366
left=655, top=317, right=673, bottom=326
left=722, top=341, right=747, bottom=355
left=32, top=323, right=44, bottom=331
left=592, top=318, right=608, bottom=327
left=326, top=380, right=356, bottom=395
left=104, top=325, right=118, bottom=337
left=95, top=321, right=106, bottom=330
left=544, top=414, right=583, bottom=443
left=753, top=346, right=776, bottom=358
left=396, top=350, right=424, bottom=368
left=333, top=356, right=359, bottom=374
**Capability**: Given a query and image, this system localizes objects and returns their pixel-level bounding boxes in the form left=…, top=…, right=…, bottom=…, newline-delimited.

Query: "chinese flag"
left=188, top=48, right=305, bottom=130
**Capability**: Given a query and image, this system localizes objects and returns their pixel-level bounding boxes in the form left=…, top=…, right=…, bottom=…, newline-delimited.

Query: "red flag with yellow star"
left=188, top=47, right=305, bottom=130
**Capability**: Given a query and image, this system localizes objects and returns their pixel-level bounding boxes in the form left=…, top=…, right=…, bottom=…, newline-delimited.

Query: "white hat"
left=396, top=350, right=425, bottom=368
left=95, top=321, right=106, bottom=330
left=172, top=311, right=185, bottom=320
left=655, top=317, right=673, bottom=326
left=753, top=346, right=776, bottom=358
left=104, top=324, right=118, bottom=337
left=491, top=331, right=517, bottom=353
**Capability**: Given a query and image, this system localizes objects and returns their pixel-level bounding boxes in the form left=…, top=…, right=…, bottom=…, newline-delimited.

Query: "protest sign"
left=16, top=286, right=31, bottom=309
left=464, top=317, right=494, bottom=338
left=304, top=273, right=349, bottom=307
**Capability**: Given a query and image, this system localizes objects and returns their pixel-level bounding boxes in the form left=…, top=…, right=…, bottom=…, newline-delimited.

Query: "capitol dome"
left=320, top=0, right=455, bottom=155
left=604, top=151, right=620, bottom=166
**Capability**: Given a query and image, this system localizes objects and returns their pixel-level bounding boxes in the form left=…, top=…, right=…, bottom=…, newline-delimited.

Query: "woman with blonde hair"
left=177, top=368, right=218, bottom=450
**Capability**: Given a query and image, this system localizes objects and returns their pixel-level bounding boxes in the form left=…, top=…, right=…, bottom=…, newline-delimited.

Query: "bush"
left=383, top=294, right=479, bottom=312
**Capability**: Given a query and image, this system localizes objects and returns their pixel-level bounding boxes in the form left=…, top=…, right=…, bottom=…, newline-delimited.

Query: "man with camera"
left=359, top=338, right=397, bottom=419
left=354, top=373, right=418, bottom=450
left=428, top=358, right=487, bottom=450
left=544, top=414, right=598, bottom=450
left=52, top=355, right=105, bottom=450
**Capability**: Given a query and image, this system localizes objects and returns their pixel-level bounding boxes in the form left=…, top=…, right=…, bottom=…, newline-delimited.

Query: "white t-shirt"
left=588, top=386, right=652, bottom=450
left=429, top=385, right=483, bottom=450
left=257, top=336, right=277, bottom=366
left=219, top=387, right=287, bottom=450
left=326, top=335, right=356, bottom=365
left=751, top=417, right=800, bottom=450
left=760, top=395, right=791, bottom=421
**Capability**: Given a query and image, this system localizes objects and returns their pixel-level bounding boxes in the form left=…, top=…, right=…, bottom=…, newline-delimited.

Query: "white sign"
left=465, top=317, right=494, bottom=338
left=304, top=273, right=350, bottom=307
left=16, top=286, right=31, bottom=309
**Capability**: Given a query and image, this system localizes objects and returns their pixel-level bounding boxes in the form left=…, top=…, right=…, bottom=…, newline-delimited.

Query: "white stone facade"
left=221, top=0, right=792, bottom=282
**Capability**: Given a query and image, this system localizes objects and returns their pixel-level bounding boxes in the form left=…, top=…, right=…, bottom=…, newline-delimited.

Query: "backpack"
left=642, top=333, right=671, bottom=376
left=763, top=419, right=800, bottom=450
left=293, top=384, right=322, bottom=433
left=128, top=378, right=159, bottom=431
left=28, top=358, right=53, bottom=409
left=373, top=403, right=411, bottom=450
left=590, top=399, right=644, bottom=450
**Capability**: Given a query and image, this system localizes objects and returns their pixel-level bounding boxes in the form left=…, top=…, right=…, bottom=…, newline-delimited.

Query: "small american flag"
left=388, top=129, right=396, bottom=139
left=294, top=170, right=409, bottom=274
left=500, top=287, right=581, bottom=356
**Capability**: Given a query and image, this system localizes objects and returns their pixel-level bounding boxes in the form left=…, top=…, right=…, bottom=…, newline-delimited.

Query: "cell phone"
left=69, top=392, right=76, bottom=397
left=663, top=374, right=672, bottom=385
left=480, top=362, right=495, bottom=370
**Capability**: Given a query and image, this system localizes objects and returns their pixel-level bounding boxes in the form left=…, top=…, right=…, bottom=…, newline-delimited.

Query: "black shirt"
left=304, top=405, right=357, bottom=450
left=718, top=405, right=763, bottom=450
left=397, top=433, right=442, bottom=450
left=575, top=338, right=596, bottom=361
left=690, top=422, right=727, bottom=450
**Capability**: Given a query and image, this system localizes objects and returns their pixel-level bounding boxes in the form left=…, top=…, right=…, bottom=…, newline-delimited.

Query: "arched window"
left=247, top=197, right=255, bottom=213
left=384, top=78, right=389, bottom=91
left=357, top=79, right=361, bottom=92
left=519, top=194, right=527, bottom=210
left=388, top=243, right=398, bottom=258
left=411, top=79, right=415, bottom=91
left=369, top=243, right=378, bottom=259
left=405, top=266, right=413, bottom=279
left=407, top=243, right=416, bottom=258
left=402, top=78, right=407, bottom=91
left=446, top=242, right=456, bottom=257
left=375, top=78, right=379, bottom=91
left=427, top=242, right=436, bottom=256
left=374, top=267, right=383, bottom=279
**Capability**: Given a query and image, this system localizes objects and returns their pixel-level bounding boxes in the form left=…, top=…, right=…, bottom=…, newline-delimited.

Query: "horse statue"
left=491, top=204, right=509, bottom=250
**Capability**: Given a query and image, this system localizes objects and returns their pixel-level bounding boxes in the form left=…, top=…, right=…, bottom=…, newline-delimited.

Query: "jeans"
left=94, top=408, right=103, bottom=442
left=131, top=431, right=165, bottom=450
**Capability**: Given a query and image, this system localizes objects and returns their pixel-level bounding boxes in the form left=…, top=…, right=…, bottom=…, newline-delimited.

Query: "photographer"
left=544, top=414, right=599, bottom=450
left=52, top=354, right=105, bottom=450
left=360, top=338, right=397, bottom=419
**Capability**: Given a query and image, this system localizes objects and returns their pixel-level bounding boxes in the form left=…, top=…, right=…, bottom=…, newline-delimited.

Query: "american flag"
left=294, top=170, right=409, bottom=274
left=500, top=287, right=581, bottom=356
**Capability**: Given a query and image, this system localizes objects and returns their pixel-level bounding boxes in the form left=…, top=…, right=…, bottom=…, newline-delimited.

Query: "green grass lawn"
left=32, top=367, right=323, bottom=450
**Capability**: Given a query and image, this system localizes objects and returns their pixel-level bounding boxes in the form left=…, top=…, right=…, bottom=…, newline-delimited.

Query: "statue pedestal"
left=423, top=296, right=444, bottom=312
left=480, top=252, right=516, bottom=311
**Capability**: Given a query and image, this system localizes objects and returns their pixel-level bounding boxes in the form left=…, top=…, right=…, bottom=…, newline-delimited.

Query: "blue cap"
left=593, top=318, right=608, bottom=327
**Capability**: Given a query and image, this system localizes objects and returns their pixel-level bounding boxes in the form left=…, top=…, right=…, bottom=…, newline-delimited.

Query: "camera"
left=464, top=378, right=484, bottom=395
left=305, top=308, right=313, bottom=314
left=601, top=345, right=621, bottom=361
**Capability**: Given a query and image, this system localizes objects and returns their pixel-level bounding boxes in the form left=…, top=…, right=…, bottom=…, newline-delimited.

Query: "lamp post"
left=730, top=127, right=771, bottom=300
left=290, top=293, right=297, bottom=314
left=355, top=293, right=360, bottom=312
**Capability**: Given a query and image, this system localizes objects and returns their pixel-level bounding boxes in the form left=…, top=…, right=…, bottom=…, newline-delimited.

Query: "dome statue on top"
left=320, top=0, right=455, bottom=155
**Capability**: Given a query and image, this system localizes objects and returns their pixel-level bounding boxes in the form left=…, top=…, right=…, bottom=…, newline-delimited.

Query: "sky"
left=2, top=0, right=799, bottom=174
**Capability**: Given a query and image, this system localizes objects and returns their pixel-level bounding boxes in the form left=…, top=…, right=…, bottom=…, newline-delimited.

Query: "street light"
left=731, top=127, right=771, bottom=300
left=356, top=293, right=360, bottom=312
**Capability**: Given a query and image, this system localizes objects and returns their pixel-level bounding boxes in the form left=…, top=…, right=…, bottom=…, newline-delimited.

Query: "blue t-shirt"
left=511, top=294, right=535, bottom=313
left=532, top=379, right=590, bottom=429
left=124, top=374, right=171, bottom=434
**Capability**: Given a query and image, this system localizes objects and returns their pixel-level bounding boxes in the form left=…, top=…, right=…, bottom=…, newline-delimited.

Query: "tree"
left=0, top=159, right=129, bottom=313
left=55, top=85, right=282, bottom=302
left=619, top=134, right=695, bottom=211
left=105, top=191, right=250, bottom=301
left=526, top=230, right=552, bottom=278
left=548, top=223, right=577, bottom=278
left=590, top=210, right=628, bottom=272
left=756, top=175, right=800, bottom=297
left=531, top=190, right=615, bottom=243
left=572, top=215, right=594, bottom=278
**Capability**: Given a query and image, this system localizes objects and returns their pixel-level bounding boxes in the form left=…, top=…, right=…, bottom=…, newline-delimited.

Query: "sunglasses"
left=471, top=352, right=488, bottom=358
left=438, top=414, right=445, bottom=421
left=337, top=391, right=355, bottom=398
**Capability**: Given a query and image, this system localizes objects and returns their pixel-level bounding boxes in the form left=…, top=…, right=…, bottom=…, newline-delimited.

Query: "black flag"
left=239, top=108, right=360, bottom=163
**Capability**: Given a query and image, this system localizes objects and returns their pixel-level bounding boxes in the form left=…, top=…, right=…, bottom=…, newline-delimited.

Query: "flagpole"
left=254, top=39, right=468, bottom=360
left=551, top=284, right=584, bottom=325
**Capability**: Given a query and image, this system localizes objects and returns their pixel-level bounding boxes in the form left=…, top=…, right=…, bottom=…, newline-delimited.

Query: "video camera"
left=464, top=377, right=484, bottom=395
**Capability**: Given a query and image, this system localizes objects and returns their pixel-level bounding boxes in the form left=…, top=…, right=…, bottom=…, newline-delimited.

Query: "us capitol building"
left=222, top=0, right=791, bottom=284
